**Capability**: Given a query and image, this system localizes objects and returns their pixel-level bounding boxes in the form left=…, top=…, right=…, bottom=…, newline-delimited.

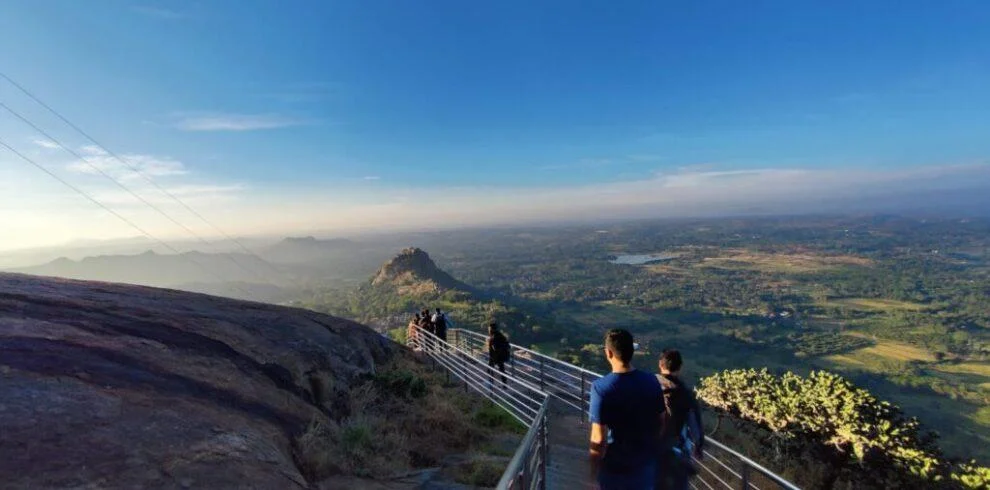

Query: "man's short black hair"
left=604, top=329, right=635, bottom=364
left=489, top=322, right=498, bottom=330
left=660, top=349, right=683, bottom=372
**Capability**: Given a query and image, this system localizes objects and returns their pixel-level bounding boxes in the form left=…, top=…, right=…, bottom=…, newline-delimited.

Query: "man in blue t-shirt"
left=589, top=329, right=665, bottom=489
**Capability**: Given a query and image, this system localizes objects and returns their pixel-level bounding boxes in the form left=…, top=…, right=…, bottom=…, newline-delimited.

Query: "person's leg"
left=600, top=463, right=656, bottom=490
left=498, top=362, right=507, bottom=386
left=636, top=461, right=657, bottom=490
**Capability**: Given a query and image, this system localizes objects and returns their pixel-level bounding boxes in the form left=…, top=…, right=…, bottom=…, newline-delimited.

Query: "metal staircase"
left=407, top=326, right=800, bottom=490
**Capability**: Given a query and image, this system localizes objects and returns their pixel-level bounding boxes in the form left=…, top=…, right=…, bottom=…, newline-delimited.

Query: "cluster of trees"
left=697, top=368, right=989, bottom=489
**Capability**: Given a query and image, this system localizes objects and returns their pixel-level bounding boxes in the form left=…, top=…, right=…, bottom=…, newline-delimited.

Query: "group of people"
left=589, top=329, right=705, bottom=490
left=407, top=307, right=450, bottom=343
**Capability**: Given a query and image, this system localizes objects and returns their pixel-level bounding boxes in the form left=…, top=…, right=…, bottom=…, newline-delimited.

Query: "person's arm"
left=589, top=422, right=607, bottom=483
left=688, top=387, right=705, bottom=458
left=588, top=383, right=606, bottom=483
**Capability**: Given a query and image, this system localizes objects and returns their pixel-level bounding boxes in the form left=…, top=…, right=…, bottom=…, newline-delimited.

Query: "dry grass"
left=861, top=343, right=935, bottom=362
left=824, top=338, right=935, bottom=371
left=829, top=298, right=928, bottom=312
left=935, top=362, right=990, bottom=377
left=293, top=353, right=513, bottom=483
left=697, top=249, right=872, bottom=274
left=823, top=353, right=869, bottom=368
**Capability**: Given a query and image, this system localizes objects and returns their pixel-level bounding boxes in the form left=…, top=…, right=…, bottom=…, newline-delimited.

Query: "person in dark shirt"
left=589, top=329, right=665, bottom=489
left=433, top=308, right=448, bottom=342
left=656, top=349, right=704, bottom=490
left=486, top=322, right=510, bottom=387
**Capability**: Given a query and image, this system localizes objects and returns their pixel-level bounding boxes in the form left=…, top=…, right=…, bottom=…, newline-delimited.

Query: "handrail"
left=448, top=328, right=801, bottom=490
left=496, top=399, right=550, bottom=490
left=449, top=329, right=594, bottom=415
left=406, top=325, right=550, bottom=489
left=453, top=327, right=602, bottom=379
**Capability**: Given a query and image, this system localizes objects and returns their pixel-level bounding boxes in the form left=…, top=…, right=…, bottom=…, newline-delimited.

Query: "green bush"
left=698, top=368, right=989, bottom=488
left=374, top=368, right=428, bottom=399
left=473, top=402, right=526, bottom=434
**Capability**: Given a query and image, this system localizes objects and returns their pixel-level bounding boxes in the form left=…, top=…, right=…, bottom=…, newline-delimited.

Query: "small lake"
left=609, top=253, right=678, bottom=265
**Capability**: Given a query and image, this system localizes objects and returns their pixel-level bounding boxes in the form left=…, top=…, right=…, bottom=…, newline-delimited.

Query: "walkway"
left=409, top=326, right=800, bottom=490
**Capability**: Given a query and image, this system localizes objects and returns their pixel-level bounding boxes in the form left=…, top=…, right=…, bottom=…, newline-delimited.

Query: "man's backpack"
left=658, top=374, right=692, bottom=444
left=490, top=331, right=511, bottom=363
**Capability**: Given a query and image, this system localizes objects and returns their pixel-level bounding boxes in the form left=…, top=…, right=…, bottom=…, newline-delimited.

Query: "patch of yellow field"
left=696, top=249, right=872, bottom=274
left=859, top=342, right=935, bottom=362
left=830, top=298, right=928, bottom=312
left=824, top=353, right=868, bottom=368
left=643, top=264, right=687, bottom=275
left=936, top=362, right=990, bottom=377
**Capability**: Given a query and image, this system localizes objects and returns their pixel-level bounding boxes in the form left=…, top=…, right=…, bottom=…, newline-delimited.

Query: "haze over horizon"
left=3, top=1, right=990, bottom=251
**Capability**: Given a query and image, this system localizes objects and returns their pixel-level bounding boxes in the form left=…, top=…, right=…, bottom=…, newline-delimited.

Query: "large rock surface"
left=0, top=273, right=394, bottom=489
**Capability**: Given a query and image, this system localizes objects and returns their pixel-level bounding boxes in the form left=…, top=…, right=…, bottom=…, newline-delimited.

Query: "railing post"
left=539, top=357, right=545, bottom=391
left=541, top=410, right=549, bottom=489
left=580, top=371, right=587, bottom=422
left=741, top=461, right=750, bottom=490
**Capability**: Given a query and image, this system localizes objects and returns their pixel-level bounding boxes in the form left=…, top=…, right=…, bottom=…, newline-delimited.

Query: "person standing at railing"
left=407, top=313, right=422, bottom=349
left=419, top=308, right=435, bottom=336
left=432, top=308, right=448, bottom=342
left=588, top=329, right=665, bottom=490
left=655, top=349, right=704, bottom=490
left=486, top=322, right=510, bottom=387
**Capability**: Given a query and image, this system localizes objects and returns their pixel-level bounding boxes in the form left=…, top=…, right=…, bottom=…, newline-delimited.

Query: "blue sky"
left=1, top=1, right=990, bottom=249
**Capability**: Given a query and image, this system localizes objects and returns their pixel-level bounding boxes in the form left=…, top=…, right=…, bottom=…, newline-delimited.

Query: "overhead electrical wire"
left=0, top=137, right=260, bottom=298
left=0, top=71, right=270, bottom=265
left=0, top=100, right=276, bottom=288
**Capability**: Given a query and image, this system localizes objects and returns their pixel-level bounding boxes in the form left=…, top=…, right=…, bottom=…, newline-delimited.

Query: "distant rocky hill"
left=326, top=249, right=566, bottom=347
left=10, top=250, right=279, bottom=289
left=371, top=247, right=470, bottom=295
left=0, top=273, right=519, bottom=489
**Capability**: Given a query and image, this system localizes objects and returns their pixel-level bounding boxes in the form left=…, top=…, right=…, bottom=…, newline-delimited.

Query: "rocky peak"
left=371, top=248, right=462, bottom=291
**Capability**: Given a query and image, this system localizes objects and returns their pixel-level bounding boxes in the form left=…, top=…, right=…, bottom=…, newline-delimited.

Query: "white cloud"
left=3, top=155, right=989, bottom=252
left=33, top=139, right=61, bottom=150
left=173, top=113, right=303, bottom=132
left=363, top=176, right=381, bottom=181
left=66, top=150, right=188, bottom=181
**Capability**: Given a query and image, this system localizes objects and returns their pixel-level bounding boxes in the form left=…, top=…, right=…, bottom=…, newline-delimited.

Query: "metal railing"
left=406, top=325, right=550, bottom=489
left=449, top=328, right=599, bottom=417
left=448, top=328, right=801, bottom=490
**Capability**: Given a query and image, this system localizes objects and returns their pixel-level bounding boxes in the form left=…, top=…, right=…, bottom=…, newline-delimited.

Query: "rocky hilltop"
left=371, top=248, right=467, bottom=294
left=0, top=272, right=393, bottom=489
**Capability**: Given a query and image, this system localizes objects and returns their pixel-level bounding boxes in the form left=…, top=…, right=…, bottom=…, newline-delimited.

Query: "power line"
left=0, top=137, right=257, bottom=298
left=0, top=71, right=267, bottom=264
left=0, top=100, right=276, bottom=287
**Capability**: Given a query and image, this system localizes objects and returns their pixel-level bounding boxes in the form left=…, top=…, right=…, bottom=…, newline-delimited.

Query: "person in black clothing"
left=419, top=308, right=434, bottom=336
left=486, top=322, right=510, bottom=387
left=656, top=349, right=705, bottom=490
left=433, top=308, right=448, bottom=342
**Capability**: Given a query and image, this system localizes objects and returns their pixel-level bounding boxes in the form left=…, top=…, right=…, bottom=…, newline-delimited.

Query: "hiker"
left=433, top=308, right=448, bottom=343
left=407, top=313, right=421, bottom=349
left=656, top=349, right=705, bottom=490
left=419, top=308, right=435, bottom=336
left=589, top=329, right=665, bottom=490
left=485, top=322, right=510, bottom=387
